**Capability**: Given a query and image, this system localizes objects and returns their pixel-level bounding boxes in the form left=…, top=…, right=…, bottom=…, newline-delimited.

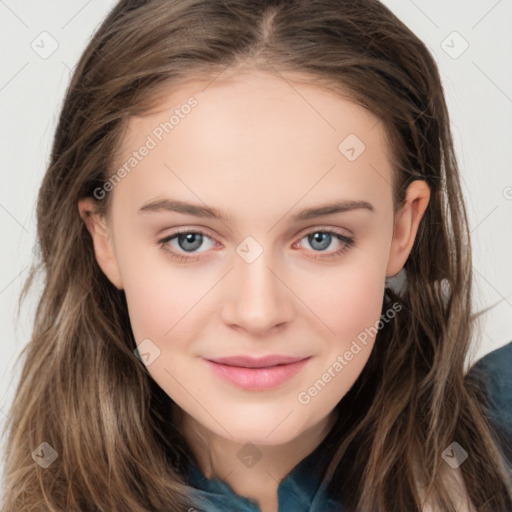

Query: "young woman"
left=2, top=0, right=511, bottom=511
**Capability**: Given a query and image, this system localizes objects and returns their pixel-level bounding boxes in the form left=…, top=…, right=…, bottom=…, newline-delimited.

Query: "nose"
left=220, top=248, right=294, bottom=335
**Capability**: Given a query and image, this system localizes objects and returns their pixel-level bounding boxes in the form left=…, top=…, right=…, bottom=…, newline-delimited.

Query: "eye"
left=294, top=230, right=355, bottom=260
left=158, top=228, right=355, bottom=262
left=159, top=229, right=217, bottom=261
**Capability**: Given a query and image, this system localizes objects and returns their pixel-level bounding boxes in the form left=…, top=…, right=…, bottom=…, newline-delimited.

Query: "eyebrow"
left=138, top=198, right=375, bottom=222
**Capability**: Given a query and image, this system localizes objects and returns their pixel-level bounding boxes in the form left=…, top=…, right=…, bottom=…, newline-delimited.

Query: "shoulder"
left=466, top=340, right=512, bottom=464
left=467, top=340, right=512, bottom=423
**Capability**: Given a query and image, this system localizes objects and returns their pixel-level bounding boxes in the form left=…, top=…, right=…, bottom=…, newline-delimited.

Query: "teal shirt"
left=184, top=341, right=512, bottom=511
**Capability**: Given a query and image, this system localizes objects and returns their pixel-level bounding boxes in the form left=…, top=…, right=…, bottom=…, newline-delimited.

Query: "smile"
left=203, top=357, right=312, bottom=390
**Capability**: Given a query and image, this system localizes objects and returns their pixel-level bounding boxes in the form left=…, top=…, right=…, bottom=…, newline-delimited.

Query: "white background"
left=1, top=0, right=511, bottom=478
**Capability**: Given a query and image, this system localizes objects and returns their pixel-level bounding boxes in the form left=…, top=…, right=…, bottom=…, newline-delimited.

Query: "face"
left=81, top=69, right=429, bottom=446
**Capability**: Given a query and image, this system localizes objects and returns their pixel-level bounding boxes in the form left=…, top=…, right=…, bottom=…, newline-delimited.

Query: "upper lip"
left=206, top=355, right=310, bottom=368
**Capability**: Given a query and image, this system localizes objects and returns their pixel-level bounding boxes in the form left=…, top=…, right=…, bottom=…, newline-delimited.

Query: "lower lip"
left=204, top=357, right=311, bottom=390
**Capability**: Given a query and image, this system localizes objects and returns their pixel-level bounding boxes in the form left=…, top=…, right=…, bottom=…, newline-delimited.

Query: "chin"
left=220, top=418, right=307, bottom=446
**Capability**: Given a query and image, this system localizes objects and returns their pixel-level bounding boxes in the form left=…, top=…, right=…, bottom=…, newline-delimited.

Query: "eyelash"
left=158, top=228, right=355, bottom=263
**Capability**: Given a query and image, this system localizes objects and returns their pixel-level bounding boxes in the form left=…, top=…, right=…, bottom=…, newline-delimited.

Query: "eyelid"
left=295, top=224, right=353, bottom=239
left=158, top=224, right=352, bottom=243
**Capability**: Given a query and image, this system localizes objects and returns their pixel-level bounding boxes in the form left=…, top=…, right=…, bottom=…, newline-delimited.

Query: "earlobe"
left=386, top=180, right=430, bottom=278
left=78, top=198, right=124, bottom=290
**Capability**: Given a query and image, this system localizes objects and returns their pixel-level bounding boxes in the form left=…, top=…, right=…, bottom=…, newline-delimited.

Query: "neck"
left=182, top=408, right=339, bottom=511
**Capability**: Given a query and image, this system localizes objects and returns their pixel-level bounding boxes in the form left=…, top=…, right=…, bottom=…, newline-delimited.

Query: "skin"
left=79, top=69, right=430, bottom=512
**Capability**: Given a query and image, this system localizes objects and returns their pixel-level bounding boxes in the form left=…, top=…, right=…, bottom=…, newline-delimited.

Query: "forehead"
left=112, top=70, right=395, bottom=218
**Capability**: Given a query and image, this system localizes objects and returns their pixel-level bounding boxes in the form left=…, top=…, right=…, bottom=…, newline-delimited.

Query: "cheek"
left=299, top=264, right=384, bottom=380
left=334, top=269, right=384, bottom=338
left=112, top=233, right=195, bottom=342
left=294, top=258, right=385, bottom=342
left=291, top=271, right=385, bottom=418
left=123, top=263, right=201, bottom=343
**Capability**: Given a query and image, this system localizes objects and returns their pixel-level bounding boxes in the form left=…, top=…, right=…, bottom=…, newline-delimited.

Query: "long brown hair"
left=2, top=0, right=511, bottom=510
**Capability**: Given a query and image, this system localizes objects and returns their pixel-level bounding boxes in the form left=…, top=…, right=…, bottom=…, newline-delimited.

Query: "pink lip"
left=204, top=355, right=311, bottom=390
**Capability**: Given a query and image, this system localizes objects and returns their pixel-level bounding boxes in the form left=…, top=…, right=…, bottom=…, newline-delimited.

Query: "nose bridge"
left=221, top=238, right=293, bottom=332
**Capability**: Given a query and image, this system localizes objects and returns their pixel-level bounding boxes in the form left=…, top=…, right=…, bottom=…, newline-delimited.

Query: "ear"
left=386, top=180, right=430, bottom=278
left=78, top=198, right=124, bottom=289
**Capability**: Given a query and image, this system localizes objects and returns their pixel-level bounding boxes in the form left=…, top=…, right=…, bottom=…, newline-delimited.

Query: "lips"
left=204, top=355, right=311, bottom=390
left=206, top=354, right=309, bottom=368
